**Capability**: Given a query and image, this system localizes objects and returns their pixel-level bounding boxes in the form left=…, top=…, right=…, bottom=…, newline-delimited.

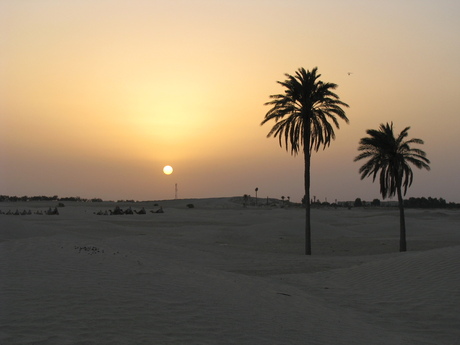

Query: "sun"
left=163, top=165, right=173, bottom=175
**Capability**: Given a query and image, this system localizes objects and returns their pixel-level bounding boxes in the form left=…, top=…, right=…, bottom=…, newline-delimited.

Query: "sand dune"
left=1, top=199, right=459, bottom=344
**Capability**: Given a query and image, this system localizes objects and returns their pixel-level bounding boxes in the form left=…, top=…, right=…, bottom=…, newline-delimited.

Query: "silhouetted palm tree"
left=261, top=67, right=349, bottom=255
left=354, top=122, right=430, bottom=252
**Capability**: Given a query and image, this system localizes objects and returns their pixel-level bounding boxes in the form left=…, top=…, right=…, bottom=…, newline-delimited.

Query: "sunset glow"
left=1, top=1, right=460, bottom=202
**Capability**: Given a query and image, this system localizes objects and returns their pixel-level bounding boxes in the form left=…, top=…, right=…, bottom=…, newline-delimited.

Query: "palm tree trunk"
left=304, top=146, right=311, bottom=255
left=396, top=185, right=407, bottom=252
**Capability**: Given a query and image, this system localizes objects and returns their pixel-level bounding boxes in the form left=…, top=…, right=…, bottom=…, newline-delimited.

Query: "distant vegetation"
left=346, top=197, right=459, bottom=209
left=1, top=195, right=459, bottom=209
left=0, top=195, right=103, bottom=202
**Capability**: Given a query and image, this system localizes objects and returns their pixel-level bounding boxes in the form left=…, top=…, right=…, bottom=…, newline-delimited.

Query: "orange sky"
left=1, top=0, right=460, bottom=202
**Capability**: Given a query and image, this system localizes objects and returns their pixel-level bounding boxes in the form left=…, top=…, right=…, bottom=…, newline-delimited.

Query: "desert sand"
left=1, top=198, right=459, bottom=345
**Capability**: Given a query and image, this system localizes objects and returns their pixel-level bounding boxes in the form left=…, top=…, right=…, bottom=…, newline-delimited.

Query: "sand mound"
left=278, top=246, right=460, bottom=344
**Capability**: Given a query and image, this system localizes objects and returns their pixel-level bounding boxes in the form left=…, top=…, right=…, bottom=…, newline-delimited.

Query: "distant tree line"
left=403, top=197, right=456, bottom=208
left=0, top=195, right=103, bottom=202
left=351, top=196, right=459, bottom=209
left=303, top=196, right=459, bottom=209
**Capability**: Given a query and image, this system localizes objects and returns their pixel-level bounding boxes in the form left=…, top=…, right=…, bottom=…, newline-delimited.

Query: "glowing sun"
left=163, top=165, right=173, bottom=175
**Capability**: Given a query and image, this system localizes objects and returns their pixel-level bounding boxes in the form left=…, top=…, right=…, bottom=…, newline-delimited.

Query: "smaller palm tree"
left=354, top=122, right=430, bottom=251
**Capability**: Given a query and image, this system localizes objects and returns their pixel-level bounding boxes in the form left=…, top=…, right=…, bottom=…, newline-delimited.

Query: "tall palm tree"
left=354, top=122, right=430, bottom=252
left=261, top=67, right=349, bottom=255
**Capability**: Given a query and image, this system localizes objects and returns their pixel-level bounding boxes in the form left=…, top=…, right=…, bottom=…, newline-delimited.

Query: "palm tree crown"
left=261, top=67, right=349, bottom=154
left=354, top=122, right=430, bottom=198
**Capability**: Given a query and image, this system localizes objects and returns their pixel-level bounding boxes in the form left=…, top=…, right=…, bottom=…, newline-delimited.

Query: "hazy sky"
left=2, top=0, right=460, bottom=203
